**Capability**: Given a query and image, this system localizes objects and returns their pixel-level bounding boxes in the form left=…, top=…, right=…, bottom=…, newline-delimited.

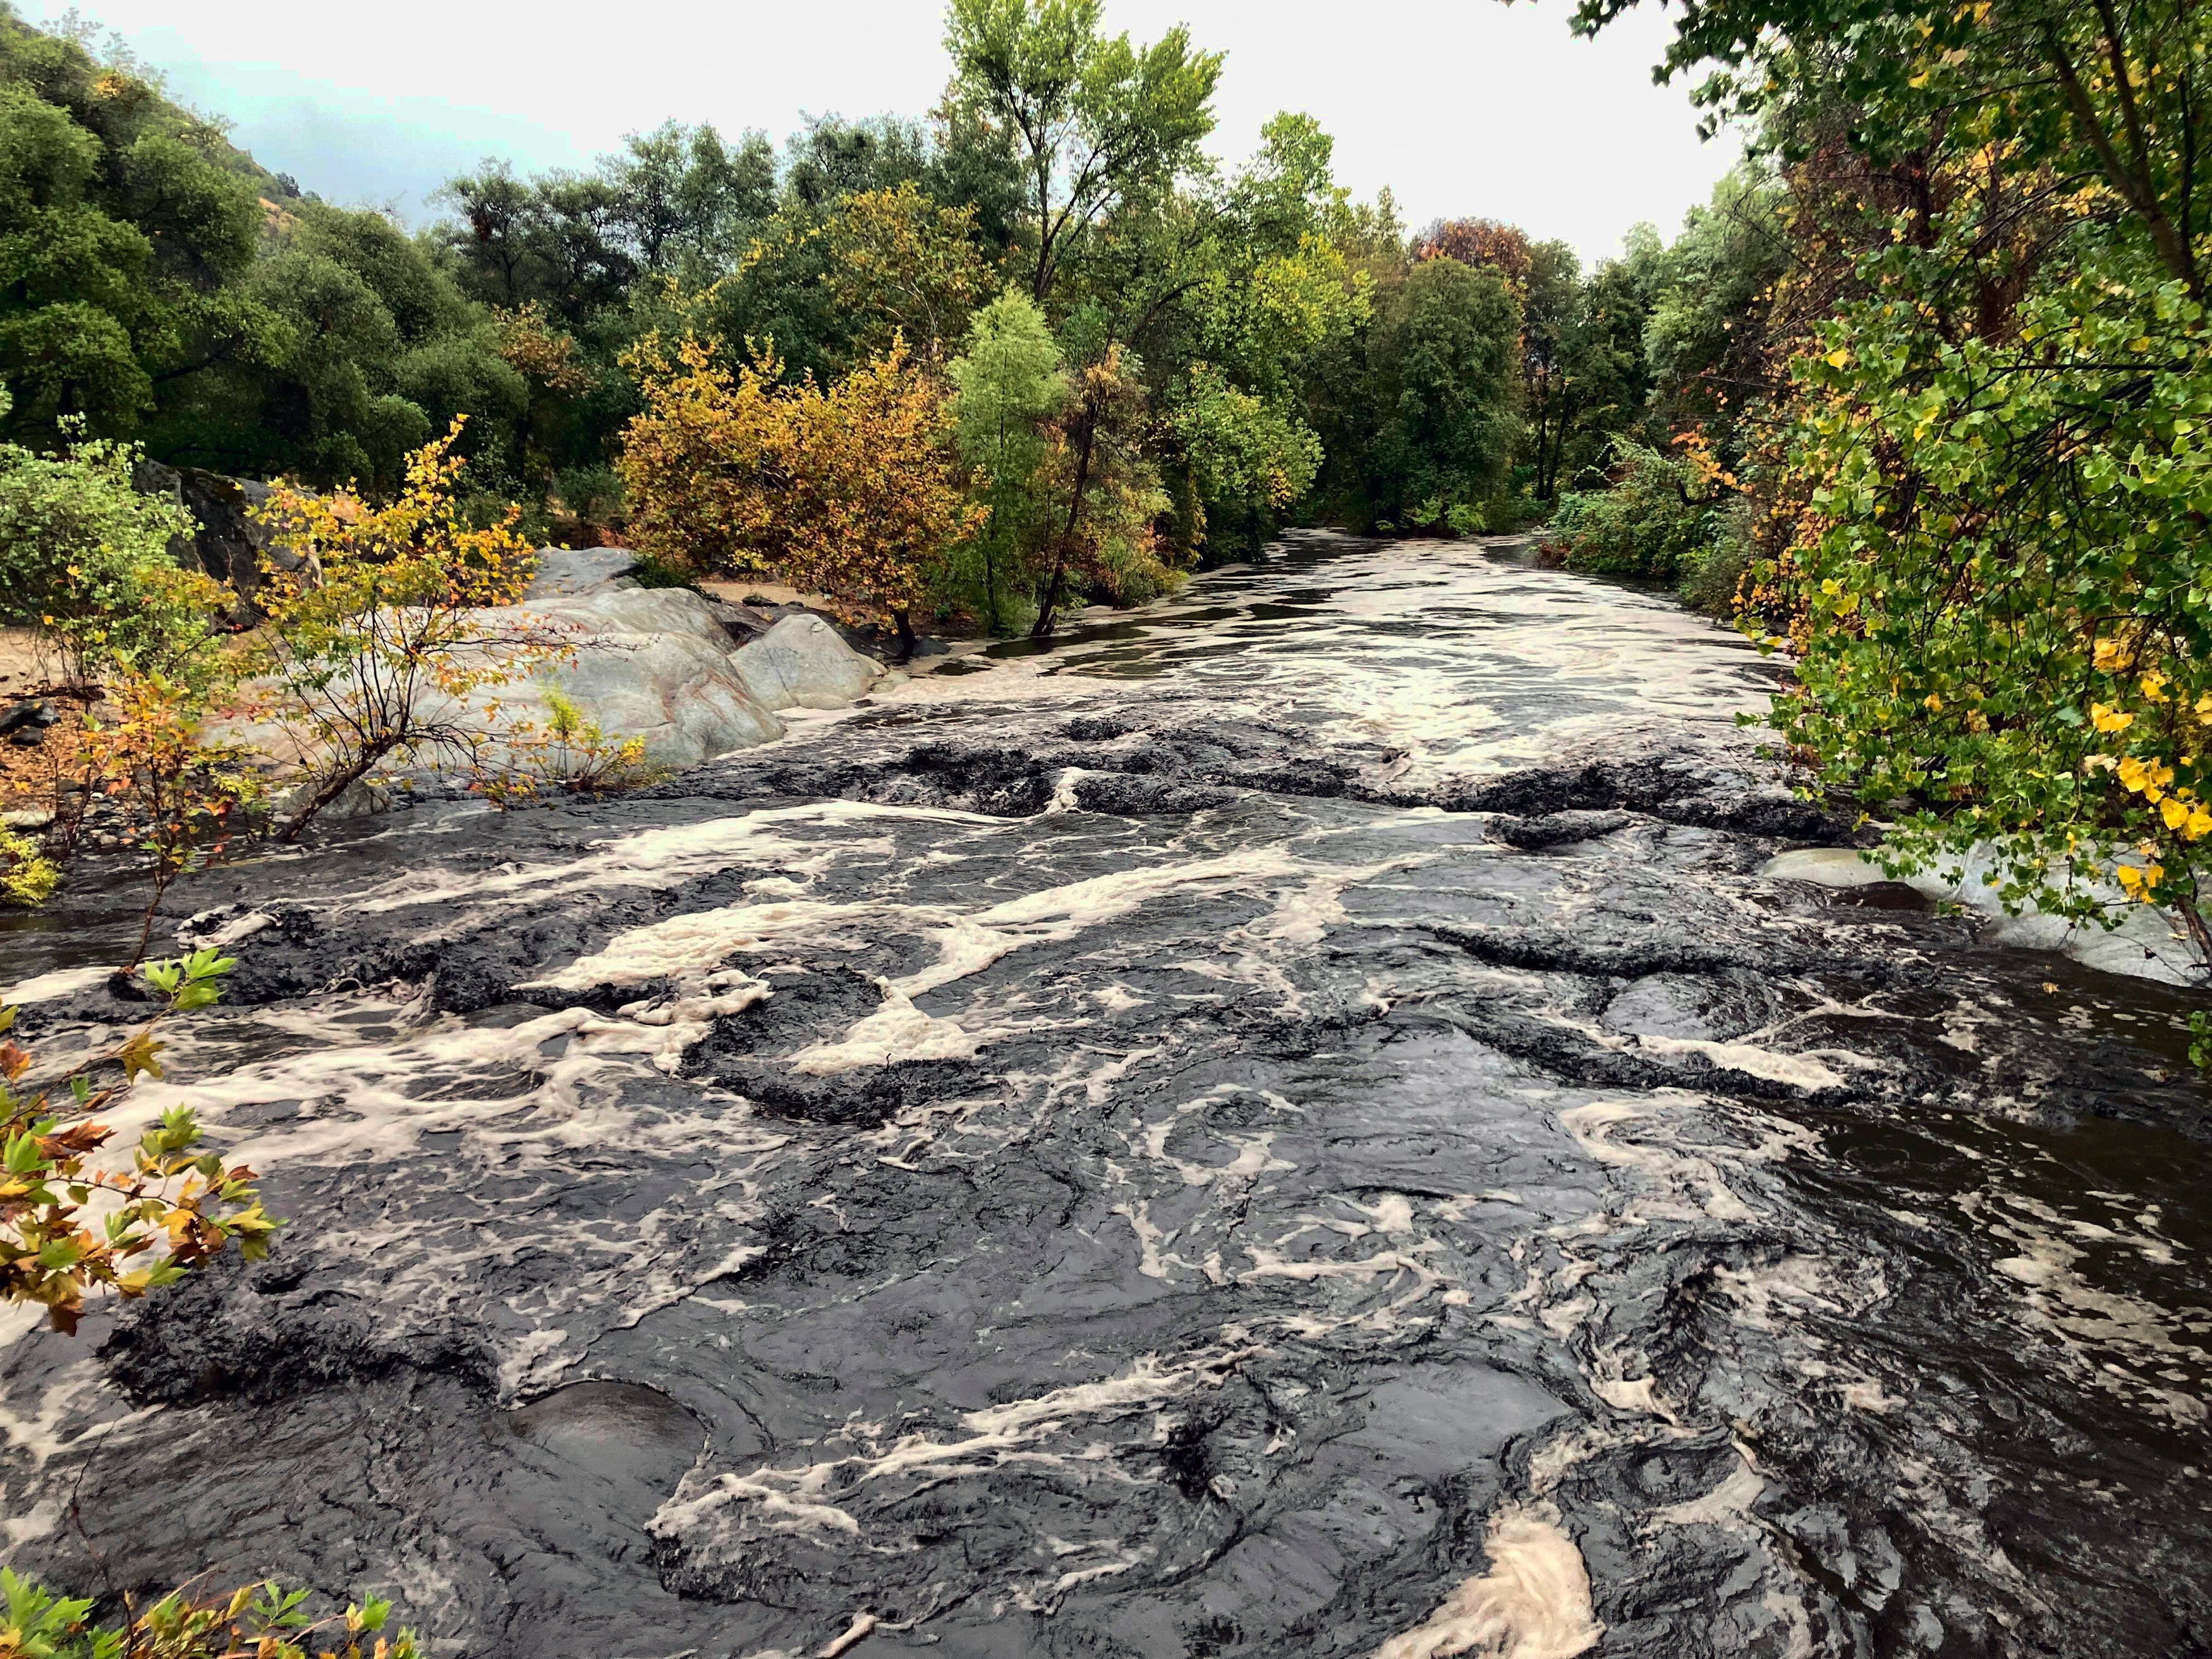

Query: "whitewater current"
left=2, top=533, right=2208, bottom=1658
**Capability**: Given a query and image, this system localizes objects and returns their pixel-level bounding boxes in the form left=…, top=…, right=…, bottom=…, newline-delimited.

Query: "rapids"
left=3, top=533, right=2208, bottom=1658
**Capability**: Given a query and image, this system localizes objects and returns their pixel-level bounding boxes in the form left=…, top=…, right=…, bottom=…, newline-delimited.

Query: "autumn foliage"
left=618, top=333, right=982, bottom=645
left=248, top=418, right=561, bottom=837
left=0, top=951, right=277, bottom=1335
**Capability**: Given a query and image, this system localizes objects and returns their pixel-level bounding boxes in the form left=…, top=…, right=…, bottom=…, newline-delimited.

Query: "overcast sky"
left=30, top=0, right=1739, bottom=264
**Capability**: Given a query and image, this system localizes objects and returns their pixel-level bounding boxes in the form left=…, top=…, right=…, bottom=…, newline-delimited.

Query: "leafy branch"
left=0, top=949, right=281, bottom=1335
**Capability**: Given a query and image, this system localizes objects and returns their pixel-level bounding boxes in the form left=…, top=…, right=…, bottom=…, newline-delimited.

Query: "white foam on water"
left=1979, top=1206, right=2211, bottom=1425
left=1369, top=1500, right=1603, bottom=1659
left=523, top=842, right=1423, bottom=1085
left=1631, top=1035, right=1844, bottom=1093
left=648, top=1347, right=1260, bottom=1575
left=345, top=800, right=1005, bottom=917
left=788, top=983, right=988, bottom=1074
left=1, top=964, right=112, bottom=1005
left=531, top=846, right=1344, bottom=1005
left=522, top=901, right=887, bottom=992
left=1557, top=1090, right=1822, bottom=1232
left=1648, top=1445, right=1769, bottom=1531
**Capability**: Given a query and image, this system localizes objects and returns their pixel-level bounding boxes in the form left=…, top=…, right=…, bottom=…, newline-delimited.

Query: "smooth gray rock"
left=480, top=588, right=785, bottom=772
left=731, top=614, right=886, bottom=711
left=1763, top=844, right=2204, bottom=984
left=214, top=591, right=889, bottom=803
left=524, top=547, right=640, bottom=600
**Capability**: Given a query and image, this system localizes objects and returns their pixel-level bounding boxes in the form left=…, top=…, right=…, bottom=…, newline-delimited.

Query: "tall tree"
left=943, top=0, right=1222, bottom=304
left=949, top=288, right=1068, bottom=631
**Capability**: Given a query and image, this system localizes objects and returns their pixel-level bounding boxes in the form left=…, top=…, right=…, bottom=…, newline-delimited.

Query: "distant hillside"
left=0, top=3, right=304, bottom=205
left=0, top=3, right=532, bottom=494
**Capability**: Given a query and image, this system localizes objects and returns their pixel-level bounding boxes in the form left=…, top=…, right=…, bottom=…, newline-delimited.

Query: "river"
left=3, top=532, right=2207, bottom=1657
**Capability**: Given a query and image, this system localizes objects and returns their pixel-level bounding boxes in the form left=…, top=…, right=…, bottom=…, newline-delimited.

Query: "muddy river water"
left=3, top=533, right=2209, bottom=1657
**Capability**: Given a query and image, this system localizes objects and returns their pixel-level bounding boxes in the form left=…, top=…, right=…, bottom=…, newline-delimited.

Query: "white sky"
left=33, top=0, right=1740, bottom=264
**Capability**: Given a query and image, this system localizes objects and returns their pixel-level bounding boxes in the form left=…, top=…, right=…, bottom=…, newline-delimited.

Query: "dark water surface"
left=3, top=534, right=2208, bottom=1658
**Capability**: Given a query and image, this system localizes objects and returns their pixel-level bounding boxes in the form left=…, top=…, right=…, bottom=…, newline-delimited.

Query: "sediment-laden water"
left=3, top=533, right=2208, bottom=1658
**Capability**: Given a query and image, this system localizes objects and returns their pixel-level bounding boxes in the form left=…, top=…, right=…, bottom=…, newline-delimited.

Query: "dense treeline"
left=41, top=0, right=2212, bottom=960
left=0, top=0, right=1779, bottom=638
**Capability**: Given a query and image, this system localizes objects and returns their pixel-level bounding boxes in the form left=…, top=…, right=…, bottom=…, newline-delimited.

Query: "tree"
left=615, top=334, right=792, bottom=575
left=248, top=419, right=556, bottom=839
left=826, top=182, right=993, bottom=367
left=1414, top=217, right=1531, bottom=285
left=781, top=112, right=935, bottom=210
left=0, top=36, right=280, bottom=442
left=606, top=121, right=777, bottom=279
left=1310, top=255, right=1522, bottom=531
left=1031, top=320, right=1172, bottom=635
left=782, top=339, right=985, bottom=651
left=1575, top=0, right=2212, bottom=302
left=949, top=288, right=1069, bottom=631
left=1577, top=0, right=2212, bottom=957
left=1636, top=167, right=1789, bottom=458
left=619, top=335, right=981, bottom=650
left=944, top=0, right=1222, bottom=304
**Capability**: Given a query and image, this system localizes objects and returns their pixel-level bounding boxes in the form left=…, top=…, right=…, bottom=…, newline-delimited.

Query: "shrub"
left=620, top=334, right=982, bottom=650
left=1677, top=495, right=1756, bottom=619
left=248, top=418, right=564, bottom=839
left=625, top=550, right=702, bottom=592
left=81, top=673, right=265, bottom=961
left=1540, top=442, right=1729, bottom=585
left=0, top=1567, right=419, bottom=1659
left=0, top=427, right=224, bottom=688
left=476, top=688, right=649, bottom=805
left=0, top=828, right=58, bottom=906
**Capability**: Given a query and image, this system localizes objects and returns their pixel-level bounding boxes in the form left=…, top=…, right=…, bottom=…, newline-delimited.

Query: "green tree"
left=949, top=287, right=1068, bottom=631
left=608, top=120, right=777, bottom=279
left=1311, top=254, right=1522, bottom=531
left=1580, top=0, right=2212, bottom=955
left=0, top=14, right=282, bottom=442
left=1031, top=314, right=1172, bottom=634
left=944, top=0, right=1223, bottom=304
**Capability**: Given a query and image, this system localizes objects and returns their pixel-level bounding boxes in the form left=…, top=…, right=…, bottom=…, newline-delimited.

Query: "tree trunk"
left=1031, top=420, right=1097, bottom=640
left=277, top=743, right=392, bottom=844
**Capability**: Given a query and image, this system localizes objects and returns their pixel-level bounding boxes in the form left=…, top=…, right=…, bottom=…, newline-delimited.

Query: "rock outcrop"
left=212, top=545, right=894, bottom=804
left=729, top=613, right=887, bottom=711
left=478, top=553, right=890, bottom=775
left=491, top=587, right=787, bottom=771
left=132, top=460, right=284, bottom=617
